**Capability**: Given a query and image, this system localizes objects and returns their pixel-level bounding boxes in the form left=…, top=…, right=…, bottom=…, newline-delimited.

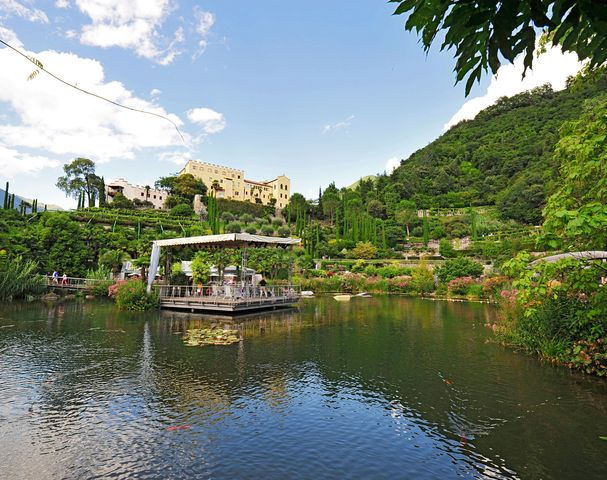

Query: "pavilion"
left=147, top=233, right=301, bottom=313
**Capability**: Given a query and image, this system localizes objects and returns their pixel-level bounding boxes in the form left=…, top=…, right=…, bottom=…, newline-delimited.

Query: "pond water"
left=0, top=297, right=606, bottom=479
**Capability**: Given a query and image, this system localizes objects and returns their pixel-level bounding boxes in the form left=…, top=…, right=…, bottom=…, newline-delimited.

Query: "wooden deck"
left=158, top=285, right=300, bottom=313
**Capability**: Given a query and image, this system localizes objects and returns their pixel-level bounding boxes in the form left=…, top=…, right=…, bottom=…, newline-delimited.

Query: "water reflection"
left=0, top=298, right=606, bottom=479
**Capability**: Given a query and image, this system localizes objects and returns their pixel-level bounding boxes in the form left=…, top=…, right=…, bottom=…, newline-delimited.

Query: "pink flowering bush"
left=447, top=276, right=476, bottom=295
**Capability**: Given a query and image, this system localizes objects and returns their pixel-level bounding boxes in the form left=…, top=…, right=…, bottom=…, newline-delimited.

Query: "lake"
left=0, top=297, right=606, bottom=479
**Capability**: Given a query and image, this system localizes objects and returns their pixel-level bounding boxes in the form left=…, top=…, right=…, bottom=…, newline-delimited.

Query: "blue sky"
left=0, top=1, right=582, bottom=208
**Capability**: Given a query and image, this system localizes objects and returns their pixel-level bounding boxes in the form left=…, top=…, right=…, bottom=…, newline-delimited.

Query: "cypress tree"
left=3, top=181, right=8, bottom=209
left=99, top=177, right=106, bottom=207
left=422, top=212, right=430, bottom=246
left=10, top=194, right=15, bottom=209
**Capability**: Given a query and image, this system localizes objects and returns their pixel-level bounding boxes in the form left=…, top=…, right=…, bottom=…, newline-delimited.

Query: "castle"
left=179, top=160, right=291, bottom=209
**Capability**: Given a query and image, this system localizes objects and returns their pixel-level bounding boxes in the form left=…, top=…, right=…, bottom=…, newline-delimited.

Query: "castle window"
left=141, top=192, right=144, bottom=196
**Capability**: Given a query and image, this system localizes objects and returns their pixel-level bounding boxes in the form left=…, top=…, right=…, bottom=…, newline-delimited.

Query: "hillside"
left=0, top=188, right=63, bottom=212
left=383, top=73, right=607, bottom=224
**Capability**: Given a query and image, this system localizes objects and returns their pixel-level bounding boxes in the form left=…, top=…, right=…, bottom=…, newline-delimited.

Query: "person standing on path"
left=52, top=270, right=59, bottom=284
left=61, top=273, right=68, bottom=286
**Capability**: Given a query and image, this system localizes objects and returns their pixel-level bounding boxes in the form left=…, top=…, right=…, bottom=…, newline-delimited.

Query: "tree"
left=156, top=173, right=207, bottom=204
left=108, top=193, right=134, bottom=210
left=391, top=1, right=607, bottom=94
left=99, top=249, right=131, bottom=278
left=56, top=158, right=101, bottom=208
left=240, top=213, right=254, bottom=225
left=394, top=200, right=417, bottom=238
left=542, top=95, right=607, bottom=249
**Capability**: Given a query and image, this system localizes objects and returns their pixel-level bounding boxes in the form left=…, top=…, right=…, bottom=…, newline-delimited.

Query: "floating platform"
left=160, top=295, right=299, bottom=313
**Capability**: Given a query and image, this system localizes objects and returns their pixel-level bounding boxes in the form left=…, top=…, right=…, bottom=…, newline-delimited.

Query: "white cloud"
left=0, top=25, right=23, bottom=48
left=385, top=157, right=400, bottom=174
left=445, top=46, right=584, bottom=130
left=322, top=115, right=354, bottom=134
left=187, top=107, right=226, bottom=134
left=0, top=0, right=49, bottom=23
left=0, top=145, right=60, bottom=177
left=64, top=29, right=78, bottom=39
left=158, top=150, right=190, bottom=166
left=55, top=0, right=69, bottom=8
left=150, top=88, right=162, bottom=97
left=0, top=44, right=187, bottom=175
left=74, top=0, right=185, bottom=65
left=193, top=8, right=215, bottom=58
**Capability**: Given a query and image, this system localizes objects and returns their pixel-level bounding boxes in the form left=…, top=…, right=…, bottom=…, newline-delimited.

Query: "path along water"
left=0, top=297, right=606, bottom=479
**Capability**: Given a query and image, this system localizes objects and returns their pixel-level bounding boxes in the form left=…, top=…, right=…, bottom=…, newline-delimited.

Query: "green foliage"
left=277, top=226, right=291, bottom=237
left=542, top=95, right=607, bottom=249
left=411, top=261, right=435, bottom=294
left=435, top=257, right=484, bottom=283
left=56, top=157, right=102, bottom=208
left=391, top=1, right=607, bottom=94
left=156, top=173, right=207, bottom=201
left=439, top=239, right=456, bottom=258
left=113, top=279, right=158, bottom=311
left=109, top=193, right=135, bottom=209
left=98, top=249, right=130, bottom=275
left=85, top=266, right=113, bottom=296
left=352, top=241, right=378, bottom=259
left=170, top=203, right=194, bottom=217
left=261, top=225, right=274, bottom=236
left=0, top=251, right=45, bottom=301
left=225, top=221, right=242, bottom=233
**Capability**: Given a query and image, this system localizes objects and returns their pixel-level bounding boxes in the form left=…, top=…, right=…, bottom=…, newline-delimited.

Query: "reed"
left=0, top=251, right=46, bottom=301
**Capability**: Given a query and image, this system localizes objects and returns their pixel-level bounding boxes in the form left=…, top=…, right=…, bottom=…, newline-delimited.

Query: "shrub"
left=376, top=265, right=413, bottom=278
left=261, top=225, right=274, bottom=236
left=353, top=241, right=378, bottom=259
left=277, top=226, right=291, bottom=237
left=272, top=218, right=284, bottom=228
left=439, top=239, right=456, bottom=258
left=0, top=252, right=46, bottom=301
left=411, top=263, right=435, bottom=293
left=225, top=222, right=242, bottom=233
left=170, top=204, right=194, bottom=217
left=245, top=226, right=257, bottom=234
left=435, top=257, right=484, bottom=283
left=447, top=276, right=476, bottom=295
left=112, top=279, right=158, bottom=311
left=387, top=275, right=413, bottom=293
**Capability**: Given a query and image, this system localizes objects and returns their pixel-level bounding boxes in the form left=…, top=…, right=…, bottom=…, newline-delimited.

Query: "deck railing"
left=45, top=276, right=106, bottom=289
left=158, top=283, right=301, bottom=307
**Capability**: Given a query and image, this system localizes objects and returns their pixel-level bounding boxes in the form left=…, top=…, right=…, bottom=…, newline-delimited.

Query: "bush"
left=112, top=279, right=158, bottom=311
left=435, top=257, right=484, bottom=283
left=411, top=263, right=435, bottom=293
left=272, top=218, right=284, bottom=228
left=0, top=252, right=46, bottom=301
left=447, top=276, right=476, bottom=295
left=353, top=241, right=378, bottom=259
left=225, top=222, right=242, bottom=233
left=439, top=239, right=456, bottom=258
left=261, top=225, right=274, bottom=236
left=245, top=226, right=257, bottom=234
left=170, top=204, right=194, bottom=217
left=277, top=226, right=291, bottom=237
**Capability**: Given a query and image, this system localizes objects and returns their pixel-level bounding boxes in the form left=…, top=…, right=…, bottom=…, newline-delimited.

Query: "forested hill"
left=382, top=72, right=607, bottom=224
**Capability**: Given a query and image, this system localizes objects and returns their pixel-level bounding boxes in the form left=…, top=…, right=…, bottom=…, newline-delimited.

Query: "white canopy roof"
left=153, top=233, right=301, bottom=248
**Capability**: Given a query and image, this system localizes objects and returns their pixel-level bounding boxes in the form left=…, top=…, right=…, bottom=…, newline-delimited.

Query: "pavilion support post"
left=147, top=243, right=161, bottom=293
left=165, top=249, right=173, bottom=285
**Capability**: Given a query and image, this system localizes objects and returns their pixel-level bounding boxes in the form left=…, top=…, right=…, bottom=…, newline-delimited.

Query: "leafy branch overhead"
left=390, top=0, right=607, bottom=94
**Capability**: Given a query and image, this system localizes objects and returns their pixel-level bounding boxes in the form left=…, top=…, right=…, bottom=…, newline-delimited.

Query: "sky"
left=0, top=1, right=583, bottom=209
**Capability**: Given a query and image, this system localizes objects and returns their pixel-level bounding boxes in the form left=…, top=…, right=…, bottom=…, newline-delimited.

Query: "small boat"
left=333, top=294, right=351, bottom=301
left=301, top=290, right=315, bottom=297
left=356, top=292, right=372, bottom=297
